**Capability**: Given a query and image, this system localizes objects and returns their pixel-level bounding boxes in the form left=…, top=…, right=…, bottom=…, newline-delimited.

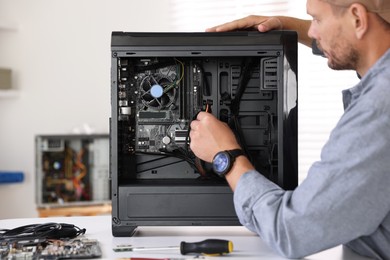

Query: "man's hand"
left=206, top=15, right=283, bottom=33
left=190, top=112, right=255, bottom=191
left=206, top=15, right=313, bottom=48
left=189, top=112, right=241, bottom=162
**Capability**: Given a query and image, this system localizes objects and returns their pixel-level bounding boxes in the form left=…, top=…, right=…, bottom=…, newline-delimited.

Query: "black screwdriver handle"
left=180, top=239, right=233, bottom=255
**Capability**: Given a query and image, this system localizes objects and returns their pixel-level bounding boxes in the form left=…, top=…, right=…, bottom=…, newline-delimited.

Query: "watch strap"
left=226, top=149, right=245, bottom=159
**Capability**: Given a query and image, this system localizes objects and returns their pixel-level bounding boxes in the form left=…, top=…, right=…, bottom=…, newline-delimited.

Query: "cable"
left=0, top=223, right=86, bottom=243
left=228, top=57, right=259, bottom=161
left=162, top=58, right=185, bottom=94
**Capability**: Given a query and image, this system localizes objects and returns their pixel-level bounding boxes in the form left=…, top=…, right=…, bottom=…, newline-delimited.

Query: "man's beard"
left=316, top=38, right=359, bottom=71
left=317, top=28, right=360, bottom=70
left=327, top=46, right=359, bottom=71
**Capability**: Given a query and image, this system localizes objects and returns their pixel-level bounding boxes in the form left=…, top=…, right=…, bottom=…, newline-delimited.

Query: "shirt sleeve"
left=233, top=96, right=390, bottom=258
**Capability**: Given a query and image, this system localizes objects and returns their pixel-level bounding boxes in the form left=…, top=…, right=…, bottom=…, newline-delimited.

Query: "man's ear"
left=348, top=3, right=369, bottom=39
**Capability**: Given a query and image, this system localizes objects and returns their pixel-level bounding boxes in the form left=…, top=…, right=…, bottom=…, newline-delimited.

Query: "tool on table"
left=114, top=239, right=233, bottom=255
left=117, top=258, right=202, bottom=260
left=117, top=257, right=204, bottom=260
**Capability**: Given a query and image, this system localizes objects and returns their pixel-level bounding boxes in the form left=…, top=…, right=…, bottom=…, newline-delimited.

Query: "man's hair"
left=376, top=14, right=390, bottom=31
left=323, top=0, right=390, bottom=30
left=328, top=3, right=349, bottom=16
left=323, top=0, right=390, bottom=24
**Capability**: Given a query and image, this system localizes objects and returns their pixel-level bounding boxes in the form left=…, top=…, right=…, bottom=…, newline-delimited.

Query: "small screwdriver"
left=114, top=239, right=233, bottom=255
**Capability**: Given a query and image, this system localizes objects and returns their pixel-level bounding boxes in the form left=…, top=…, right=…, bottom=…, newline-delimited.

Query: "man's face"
left=306, top=0, right=359, bottom=71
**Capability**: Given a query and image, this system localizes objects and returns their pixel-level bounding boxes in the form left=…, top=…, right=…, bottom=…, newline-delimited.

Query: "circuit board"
left=35, top=135, right=110, bottom=207
left=0, top=238, right=102, bottom=259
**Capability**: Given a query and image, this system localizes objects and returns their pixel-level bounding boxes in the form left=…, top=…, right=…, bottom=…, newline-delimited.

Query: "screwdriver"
left=114, top=239, right=233, bottom=255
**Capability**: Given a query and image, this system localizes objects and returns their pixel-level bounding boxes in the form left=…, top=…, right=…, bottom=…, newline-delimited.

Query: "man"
left=189, top=0, right=390, bottom=259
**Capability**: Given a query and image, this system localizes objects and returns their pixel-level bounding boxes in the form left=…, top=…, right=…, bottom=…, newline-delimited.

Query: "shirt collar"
left=342, top=48, right=390, bottom=110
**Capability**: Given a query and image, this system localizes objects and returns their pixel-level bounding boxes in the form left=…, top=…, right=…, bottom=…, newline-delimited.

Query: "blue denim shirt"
left=234, top=48, right=390, bottom=259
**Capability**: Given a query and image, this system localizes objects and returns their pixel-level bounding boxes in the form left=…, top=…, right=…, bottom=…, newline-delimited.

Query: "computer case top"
left=110, top=31, right=298, bottom=236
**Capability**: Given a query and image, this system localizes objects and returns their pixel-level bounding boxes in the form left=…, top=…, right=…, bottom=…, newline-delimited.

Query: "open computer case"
left=110, top=31, right=298, bottom=236
left=35, top=134, right=110, bottom=207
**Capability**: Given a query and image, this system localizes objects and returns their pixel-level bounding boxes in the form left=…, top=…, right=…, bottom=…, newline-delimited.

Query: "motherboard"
left=0, top=238, right=102, bottom=259
left=115, top=56, right=282, bottom=180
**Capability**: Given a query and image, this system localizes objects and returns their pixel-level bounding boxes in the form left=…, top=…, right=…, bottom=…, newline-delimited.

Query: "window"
left=169, top=0, right=290, bottom=31
left=169, top=0, right=359, bottom=183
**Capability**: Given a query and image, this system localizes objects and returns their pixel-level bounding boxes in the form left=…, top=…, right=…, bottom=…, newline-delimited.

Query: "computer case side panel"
left=279, top=32, right=298, bottom=190
left=110, top=55, right=122, bottom=235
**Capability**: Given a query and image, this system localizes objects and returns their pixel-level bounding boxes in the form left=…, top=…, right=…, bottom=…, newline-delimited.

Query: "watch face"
left=213, top=152, right=230, bottom=174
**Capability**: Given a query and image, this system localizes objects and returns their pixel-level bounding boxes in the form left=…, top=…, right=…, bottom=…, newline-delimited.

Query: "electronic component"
left=35, top=134, right=110, bottom=207
left=0, top=222, right=101, bottom=259
left=0, top=238, right=102, bottom=259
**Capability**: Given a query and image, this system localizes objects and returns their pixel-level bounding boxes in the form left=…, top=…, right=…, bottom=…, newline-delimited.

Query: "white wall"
left=0, top=0, right=174, bottom=218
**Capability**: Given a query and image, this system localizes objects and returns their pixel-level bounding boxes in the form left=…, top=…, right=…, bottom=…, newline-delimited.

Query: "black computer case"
left=110, top=31, right=298, bottom=236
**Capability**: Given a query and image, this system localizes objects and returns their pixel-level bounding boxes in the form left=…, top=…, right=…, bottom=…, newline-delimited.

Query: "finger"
left=257, top=17, right=283, bottom=32
left=206, top=15, right=266, bottom=32
left=190, top=119, right=199, bottom=131
left=196, top=111, right=211, bottom=121
left=206, top=19, right=254, bottom=32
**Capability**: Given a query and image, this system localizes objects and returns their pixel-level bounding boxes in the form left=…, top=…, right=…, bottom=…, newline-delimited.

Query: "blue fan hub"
left=150, top=84, right=164, bottom=98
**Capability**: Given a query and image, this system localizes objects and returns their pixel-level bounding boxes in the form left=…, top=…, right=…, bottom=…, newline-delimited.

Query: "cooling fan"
left=140, top=73, right=177, bottom=110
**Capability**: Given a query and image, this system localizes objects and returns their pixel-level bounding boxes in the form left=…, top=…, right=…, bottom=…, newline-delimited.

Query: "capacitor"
left=120, top=107, right=131, bottom=115
left=162, top=136, right=171, bottom=145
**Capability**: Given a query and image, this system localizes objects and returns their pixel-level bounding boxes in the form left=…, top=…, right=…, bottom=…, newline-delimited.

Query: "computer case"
left=35, top=134, right=110, bottom=207
left=110, top=31, right=298, bottom=236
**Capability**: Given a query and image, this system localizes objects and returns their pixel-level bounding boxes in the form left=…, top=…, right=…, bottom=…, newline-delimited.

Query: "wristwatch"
left=212, top=149, right=245, bottom=177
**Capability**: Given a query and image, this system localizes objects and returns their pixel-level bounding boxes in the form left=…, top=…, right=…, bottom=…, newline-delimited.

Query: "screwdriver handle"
left=180, top=239, right=233, bottom=255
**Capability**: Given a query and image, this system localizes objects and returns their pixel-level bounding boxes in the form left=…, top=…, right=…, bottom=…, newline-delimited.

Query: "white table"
left=0, top=215, right=372, bottom=260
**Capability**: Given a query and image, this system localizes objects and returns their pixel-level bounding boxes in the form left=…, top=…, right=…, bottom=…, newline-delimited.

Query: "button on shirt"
left=234, top=48, right=390, bottom=259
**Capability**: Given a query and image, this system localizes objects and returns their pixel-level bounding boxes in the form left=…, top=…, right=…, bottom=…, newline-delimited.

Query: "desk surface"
left=0, top=215, right=372, bottom=260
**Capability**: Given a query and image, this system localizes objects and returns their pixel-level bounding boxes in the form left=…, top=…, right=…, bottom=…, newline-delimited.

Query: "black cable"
left=0, top=223, right=86, bottom=243
left=228, top=58, right=259, bottom=161
left=230, top=57, right=259, bottom=115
